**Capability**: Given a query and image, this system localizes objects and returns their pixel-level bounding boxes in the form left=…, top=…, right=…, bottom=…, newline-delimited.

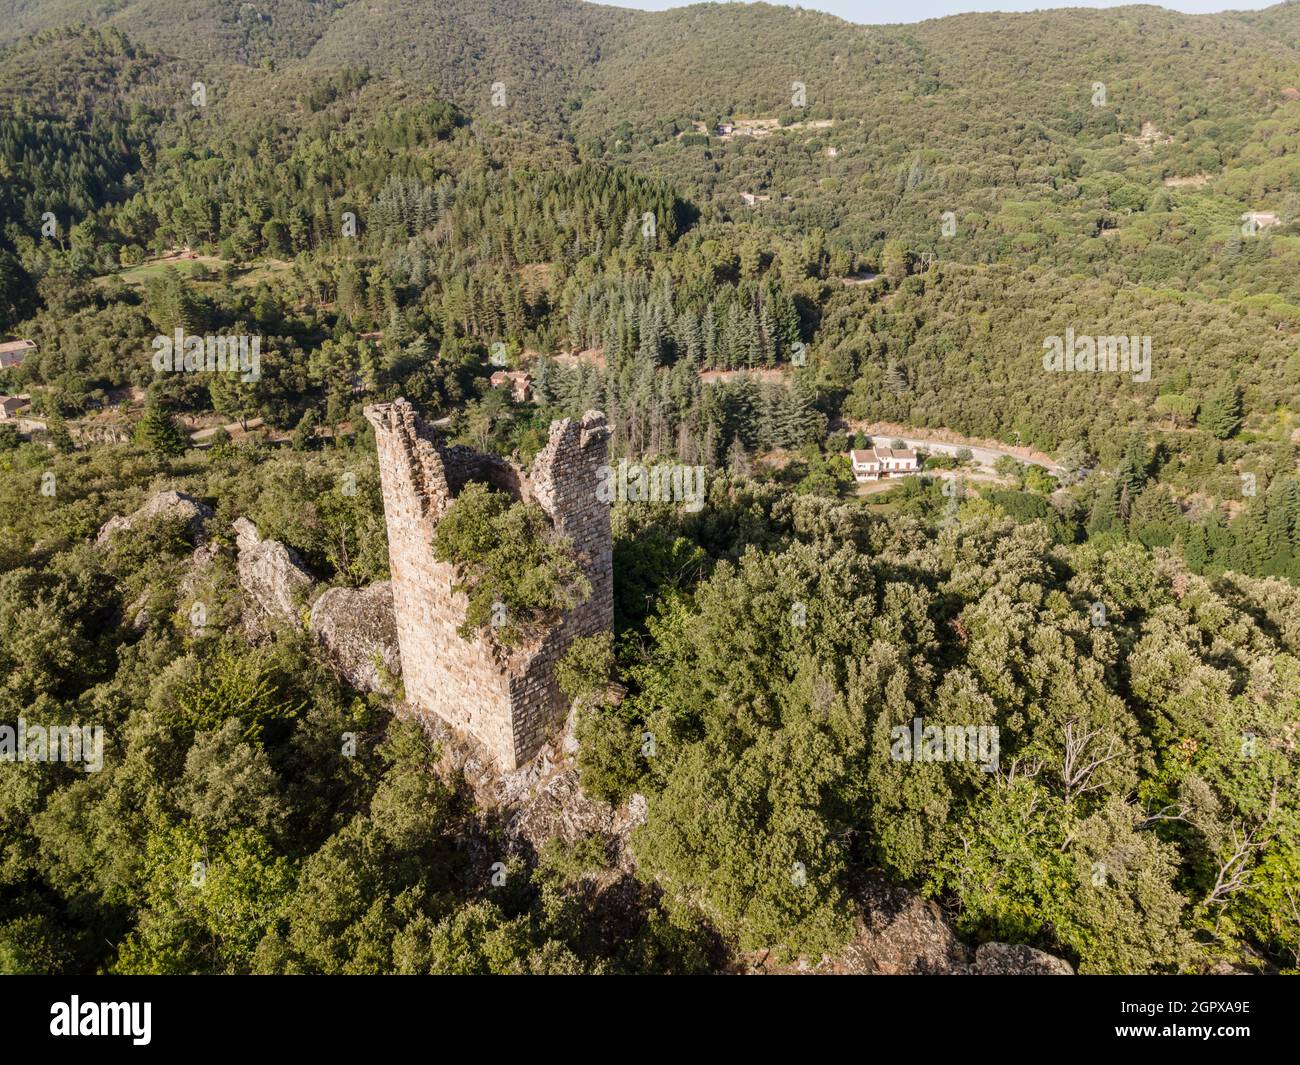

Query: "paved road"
left=877, top=433, right=1063, bottom=474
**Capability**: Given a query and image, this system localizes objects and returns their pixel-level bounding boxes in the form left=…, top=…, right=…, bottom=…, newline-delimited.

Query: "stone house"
left=490, top=369, right=532, bottom=403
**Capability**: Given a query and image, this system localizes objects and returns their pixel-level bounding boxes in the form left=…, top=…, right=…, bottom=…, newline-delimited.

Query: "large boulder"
left=847, top=877, right=972, bottom=974
left=970, top=942, right=1075, bottom=975
left=96, top=490, right=213, bottom=547
left=309, top=581, right=401, bottom=693
left=231, top=517, right=316, bottom=630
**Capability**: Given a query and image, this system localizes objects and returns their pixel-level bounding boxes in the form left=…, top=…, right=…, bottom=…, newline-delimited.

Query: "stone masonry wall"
left=365, top=398, right=613, bottom=769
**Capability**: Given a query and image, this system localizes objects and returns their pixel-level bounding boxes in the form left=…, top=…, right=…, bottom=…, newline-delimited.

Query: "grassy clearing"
left=99, top=255, right=294, bottom=288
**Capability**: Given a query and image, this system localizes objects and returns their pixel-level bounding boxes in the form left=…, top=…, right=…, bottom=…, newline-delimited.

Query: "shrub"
left=555, top=632, right=615, bottom=701
left=432, top=481, right=590, bottom=647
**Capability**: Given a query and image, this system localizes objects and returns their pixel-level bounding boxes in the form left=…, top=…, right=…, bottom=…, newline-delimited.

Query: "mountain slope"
left=0, top=0, right=342, bottom=61
left=6, top=1, right=1300, bottom=130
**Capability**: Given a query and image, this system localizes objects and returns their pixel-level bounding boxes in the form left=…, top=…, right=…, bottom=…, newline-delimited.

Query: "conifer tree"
left=1088, top=485, right=1121, bottom=535
left=135, top=402, right=186, bottom=456
left=1198, top=385, right=1243, bottom=440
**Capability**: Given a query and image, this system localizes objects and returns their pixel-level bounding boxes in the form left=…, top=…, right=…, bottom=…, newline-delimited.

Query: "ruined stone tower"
left=364, top=398, right=613, bottom=770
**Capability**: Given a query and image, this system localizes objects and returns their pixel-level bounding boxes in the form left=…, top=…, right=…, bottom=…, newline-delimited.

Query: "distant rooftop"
left=852, top=446, right=917, bottom=463
left=0, top=339, right=35, bottom=368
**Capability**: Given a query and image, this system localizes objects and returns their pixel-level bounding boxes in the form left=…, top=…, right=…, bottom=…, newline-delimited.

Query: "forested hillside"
left=1, top=1, right=1298, bottom=976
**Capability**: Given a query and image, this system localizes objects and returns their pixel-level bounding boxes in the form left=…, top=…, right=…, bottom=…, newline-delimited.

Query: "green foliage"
left=166, top=644, right=304, bottom=745
left=594, top=487, right=1300, bottom=970
left=538, top=834, right=613, bottom=882
left=610, top=520, right=708, bottom=631
left=1198, top=385, right=1244, bottom=440
left=575, top=700, right=646, bottom=808
left=112, top=825, right=296, bottom=975
left=982, top=490, right=1077, bottom=544
left=628, top=539, right=878, bottom=957
left=4, top=0, right=1300, bottom=978
left=555, top=632, right=614, bottom=702
left=432, top=481, right=590, bottom=646
left=134, top=403, right=186, bottom=457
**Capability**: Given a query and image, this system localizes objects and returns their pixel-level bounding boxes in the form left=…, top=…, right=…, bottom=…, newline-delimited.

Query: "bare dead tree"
left=998, top=754, right=1044, bottom=798
left=1205, top=780, right=1282, bottom=911
left=1060, top=719, right=1124, bottom=803
left=1205, top=821, right=1269, bottom=907
left=1138, top=800, right=1191, bottom=829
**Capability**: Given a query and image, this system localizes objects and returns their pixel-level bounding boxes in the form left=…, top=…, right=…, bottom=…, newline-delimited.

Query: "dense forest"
left=1, top=0, right=1298, bottom=975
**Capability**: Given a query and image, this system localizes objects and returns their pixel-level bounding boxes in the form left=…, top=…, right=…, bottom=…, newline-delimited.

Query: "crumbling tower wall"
left=365, top=399, right=613, bottom=769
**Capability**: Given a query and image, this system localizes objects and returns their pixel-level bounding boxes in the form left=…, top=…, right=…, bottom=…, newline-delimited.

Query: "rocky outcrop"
left=96, top=490, right=213, bottom=547
left=970, top=942, right=1075, bottom=975
left=231, top=517, right=316, bottom=630
left=309, top=581, right=401, bottom=693
left=226, top=521, right=404, bottom=691
left=409, top=717, right=653, bottom=958
left=847, top=877, right=972, bottom=974
left=741, top=876, right=1076, bottom=975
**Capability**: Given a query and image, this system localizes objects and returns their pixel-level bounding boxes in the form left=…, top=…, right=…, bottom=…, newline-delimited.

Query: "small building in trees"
left=850, top=446, right=920, bottom=482
left=0, top=395, right=30, bottom=420
left=0, top=339, right=36, bottom=369
left=490, top=370, right=532, bottom=402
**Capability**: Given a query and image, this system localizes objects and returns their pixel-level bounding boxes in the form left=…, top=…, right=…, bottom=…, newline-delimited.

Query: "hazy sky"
left=589, top=1, right=1279, bottom=25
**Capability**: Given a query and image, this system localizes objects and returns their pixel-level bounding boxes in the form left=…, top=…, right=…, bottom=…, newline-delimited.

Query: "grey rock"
left=852, top=877, right=972, bottom=974
left=742, top=876, right=1077, bottom=975
left=231, top=517, right=316, bottom=630
left=309, top=581, right=401, bottom=693
left=96, top=490, right=213, bottom=547
left=971, top=942, right=1075, bottom=975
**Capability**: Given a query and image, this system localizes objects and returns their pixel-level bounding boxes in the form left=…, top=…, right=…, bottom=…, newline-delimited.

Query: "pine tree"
left=1260, top=486, right=1293, bottom=573
left=775, top=383, right=822, bottom=449
left=703, top=305, right=718, bottom=368
left=1279, top=478, right=1300, bottom=551
left=1197, top=385, right=1242, bottom=440
left=884, top=361, right=908, bottom=395
left=292, top=409, right=319, bottom=451
left=1088, top=485, right=1121, bottom=535
left=1231, top=500, right=1272, bottom=575
left=1183, top=524, right=1210, bottom=573
left=135, top=403, right=186, bottom=456
left=1115, top=433, right=1150, bottom=497
left=726, top=435, right=751, bottom=478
